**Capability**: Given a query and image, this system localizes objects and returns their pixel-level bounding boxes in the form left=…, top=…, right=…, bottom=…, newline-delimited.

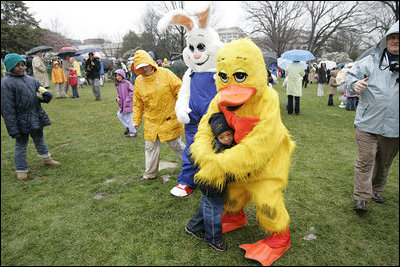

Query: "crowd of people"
left=1, top=19, right=398, bottom=263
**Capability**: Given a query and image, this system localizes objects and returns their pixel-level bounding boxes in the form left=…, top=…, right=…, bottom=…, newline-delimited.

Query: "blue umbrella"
left=73, top=55, right=84, bottom=62
left=281, top=49, right=315, bottom=62
left=74, top=47, right=101, bottom=55
left=277, top=57, right=307, bottom=71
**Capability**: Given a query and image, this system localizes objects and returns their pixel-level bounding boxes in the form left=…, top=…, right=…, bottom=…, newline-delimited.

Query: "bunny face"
left=158, top=4, right=223, bottom=73
left=183, top=28, right=223, bottom=72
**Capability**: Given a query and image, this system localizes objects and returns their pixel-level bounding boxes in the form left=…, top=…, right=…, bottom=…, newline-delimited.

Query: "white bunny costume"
left=158, top=3, right=223, bottom=197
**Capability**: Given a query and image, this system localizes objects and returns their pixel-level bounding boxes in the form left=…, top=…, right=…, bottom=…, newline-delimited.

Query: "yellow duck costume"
left=190, top=38, right=295, bottom=266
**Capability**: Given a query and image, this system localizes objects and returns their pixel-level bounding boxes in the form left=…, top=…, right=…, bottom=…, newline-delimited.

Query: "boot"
left=16, top=172, right=28, bottom=181
left=43, top=157, right=61, bottom=166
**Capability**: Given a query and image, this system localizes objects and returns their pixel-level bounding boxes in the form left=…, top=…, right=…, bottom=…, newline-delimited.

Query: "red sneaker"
left=170, top=184, right=193, bottom=197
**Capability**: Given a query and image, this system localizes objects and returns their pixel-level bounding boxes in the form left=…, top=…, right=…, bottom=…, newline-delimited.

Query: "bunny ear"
left=195, top=6, right=211, bottom=28
left=157, top=9, right=195, bottom=32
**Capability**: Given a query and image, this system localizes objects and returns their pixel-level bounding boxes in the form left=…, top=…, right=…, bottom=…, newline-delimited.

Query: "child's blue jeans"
left=346, top=97, right=357, bottom=111
left=186, top=192, right=224, bottom=244
left=14, top=129, right=50, bottom=172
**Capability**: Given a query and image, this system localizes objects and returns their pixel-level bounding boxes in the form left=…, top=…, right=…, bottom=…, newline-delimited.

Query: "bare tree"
left=97, top=33, right=123, bottom=58
left=42, top=29, right=73, bottom=51
left=358, top=1, right=398, bottom=47
left=301, top=1, right=364, bottom=57
left=242, top=1, right=305, bottom=56
left=380, top=0, right=399, bottom=21
left=48, top=17, right=70, bottom=38
left=154, top=1, right=186, bottom=54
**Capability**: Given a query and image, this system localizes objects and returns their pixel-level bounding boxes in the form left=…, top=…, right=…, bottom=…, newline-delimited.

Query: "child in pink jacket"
left=115, top=69, right=136, bottom=137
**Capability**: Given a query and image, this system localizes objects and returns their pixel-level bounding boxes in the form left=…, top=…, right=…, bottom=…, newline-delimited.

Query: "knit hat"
left=4, top=53, right=26, bottom=72
left=208, top=112, right=233, bottom=137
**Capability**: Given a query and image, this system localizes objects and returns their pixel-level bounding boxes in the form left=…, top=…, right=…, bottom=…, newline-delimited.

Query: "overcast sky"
left=24, top=1, right=249, bottom=42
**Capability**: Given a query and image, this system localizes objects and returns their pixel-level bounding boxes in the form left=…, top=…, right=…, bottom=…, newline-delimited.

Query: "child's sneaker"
left=185, top=226, right=205, bottom=240
left=125, top=133, right=137, bottom=138
left=207, top=240, right=227, bottom=252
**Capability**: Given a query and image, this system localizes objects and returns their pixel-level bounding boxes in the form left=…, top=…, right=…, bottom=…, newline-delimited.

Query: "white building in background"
left=217, top=27, right=247, bottom=43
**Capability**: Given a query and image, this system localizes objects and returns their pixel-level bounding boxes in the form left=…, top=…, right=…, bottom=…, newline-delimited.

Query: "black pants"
left=287, top=95, right=300, bottom=115
left=302, top=77, right=309, bottom=88
left=328, top=94, right=334, bottom=106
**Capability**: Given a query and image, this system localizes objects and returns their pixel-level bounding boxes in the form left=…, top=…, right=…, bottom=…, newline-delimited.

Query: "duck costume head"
left=190, top=38, right=296, bottom=266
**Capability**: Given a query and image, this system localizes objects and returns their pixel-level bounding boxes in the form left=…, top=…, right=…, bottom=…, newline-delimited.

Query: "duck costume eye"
left=233, top=72, right=247, bottom=83
left=218, top=71, right=229, bottom=83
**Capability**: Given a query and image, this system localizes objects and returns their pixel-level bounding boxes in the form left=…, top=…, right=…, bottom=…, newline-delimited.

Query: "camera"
left=389, top=60, right=399, bottom=72
left=37, top=87, right=53, bottom=103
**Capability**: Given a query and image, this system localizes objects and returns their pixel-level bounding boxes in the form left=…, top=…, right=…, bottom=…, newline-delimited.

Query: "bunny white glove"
left=176, top=106, right=192, bottom=124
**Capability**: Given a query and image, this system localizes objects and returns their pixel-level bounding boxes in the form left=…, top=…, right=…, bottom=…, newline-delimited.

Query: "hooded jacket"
left=68, top=69, right=78, bottom=86
left=328, top=70, right=338, bottom=95
left=345, top=21, right=399, bottom=138
left=133, top=50, right=184, bottom=142
left=51, top=63, right=67, bottom=84
left=115, top=69, right=134, bottom=113
left=1, top=72, right=51, bottom=138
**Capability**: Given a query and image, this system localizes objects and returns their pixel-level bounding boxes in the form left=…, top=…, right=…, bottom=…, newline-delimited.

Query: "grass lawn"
left=1, top=78, right=398, bottom=266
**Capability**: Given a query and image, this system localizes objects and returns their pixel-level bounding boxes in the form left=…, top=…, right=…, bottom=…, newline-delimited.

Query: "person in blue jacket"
left=346, top=21, right=399, bottom=213
left=1, top=53, right=61, bottom=181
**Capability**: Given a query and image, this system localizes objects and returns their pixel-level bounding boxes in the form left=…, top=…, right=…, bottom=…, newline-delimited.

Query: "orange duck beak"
left=218, top=85, right=256, bottom=108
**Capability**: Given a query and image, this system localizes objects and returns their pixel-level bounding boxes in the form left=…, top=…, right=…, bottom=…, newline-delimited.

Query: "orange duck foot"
left=239, top=230, right=291, bottom=266
left=221, top=210, right=247, bottom=233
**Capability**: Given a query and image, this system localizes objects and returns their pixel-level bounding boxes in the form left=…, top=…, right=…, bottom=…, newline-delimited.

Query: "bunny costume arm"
left=175, top=68, right=192, bottom=124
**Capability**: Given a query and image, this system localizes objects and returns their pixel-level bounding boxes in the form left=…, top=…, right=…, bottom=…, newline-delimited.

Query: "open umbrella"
left=262, top=51, right=277, bottom=68
left=172, top=59, right=186, bottom=68
left=73, top=55, right=84, bottom=62
left=277, top=57, right=307, bottom=71
left=319, top=60, right=336, bottom=70
left=336, top=62, right=346, bottom=69
left=74, top=47, right=102, bottom=55
left=58, top=46, right=78, bottom=57
left=102, top=58, right=113, bottom=71
left=281, top=49, right=316, bottom=62
left=26, top=45, right=53, bottom=56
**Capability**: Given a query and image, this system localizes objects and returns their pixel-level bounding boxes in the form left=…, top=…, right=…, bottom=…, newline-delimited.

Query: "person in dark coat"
left=85, top=52, right=102, bottom=100
left=302, top=64, right=310, bottom=88
left=317, top=62, right=327, bottom=96
left=1, top=53, right=61, bottom=181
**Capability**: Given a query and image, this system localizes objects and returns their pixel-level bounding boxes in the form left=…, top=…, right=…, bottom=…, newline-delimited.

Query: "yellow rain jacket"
left=51, top=63, right=67, bottom=84
left=133, top=50, right=184, bottom=142
left=72, top=59, right=81, bottom=77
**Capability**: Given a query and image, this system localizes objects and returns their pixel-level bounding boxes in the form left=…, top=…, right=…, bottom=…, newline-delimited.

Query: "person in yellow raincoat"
left=133, top=50, right=185, bottom=181
left=51, top=60, right=67, bottom=98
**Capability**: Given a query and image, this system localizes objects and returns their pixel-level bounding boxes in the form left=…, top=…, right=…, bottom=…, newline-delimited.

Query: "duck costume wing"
left=190, top=38, right=295, bottom=266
